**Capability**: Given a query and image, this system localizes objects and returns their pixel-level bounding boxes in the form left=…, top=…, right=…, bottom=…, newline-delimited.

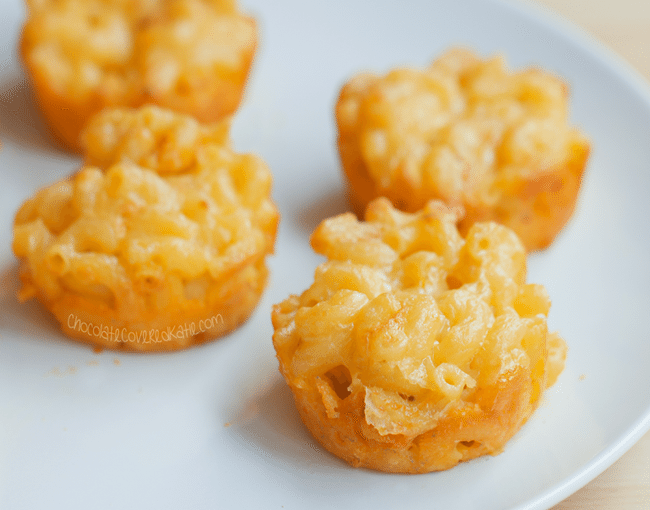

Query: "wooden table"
left=525, top=1, right=650, bottom=507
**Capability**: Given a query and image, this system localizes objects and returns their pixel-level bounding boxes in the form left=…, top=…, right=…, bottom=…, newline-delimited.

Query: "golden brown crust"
left=13, top=106, right=279, bottom=351
left=20, top=0, right=257, bottom=152
left=272, top=198, right=566, bottom=473
left=290, top=366, right=534, bottom=473
left=335, top=48, right=590, bottom=251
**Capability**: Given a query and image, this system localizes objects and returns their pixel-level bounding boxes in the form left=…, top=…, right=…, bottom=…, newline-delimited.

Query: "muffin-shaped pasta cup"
left=13, top=106, right=279, bottom=351
left=272, top=198, right=566, bottom=473
left=336, top=48, right=590, bottom=251
left=21, top=0, right=257, bottom=152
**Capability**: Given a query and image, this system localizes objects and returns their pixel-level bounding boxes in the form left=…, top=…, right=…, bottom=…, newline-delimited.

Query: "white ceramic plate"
left=2, top=0, right=650, bottom=508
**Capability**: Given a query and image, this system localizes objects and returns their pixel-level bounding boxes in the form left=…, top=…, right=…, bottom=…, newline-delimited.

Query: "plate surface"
left=2, top=0, right=650, bottom=509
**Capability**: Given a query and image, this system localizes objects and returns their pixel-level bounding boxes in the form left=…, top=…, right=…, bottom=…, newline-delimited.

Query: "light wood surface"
left=524, top=1, right=650, bottom=508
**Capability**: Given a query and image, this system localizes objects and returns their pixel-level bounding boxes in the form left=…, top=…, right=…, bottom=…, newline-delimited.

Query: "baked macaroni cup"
left=12, top=106, right=279, bottom=351
left=21, top=0, right=257, bottom=152
left=336, top=48, right=590, bottom=251
left=272, top=198, right=566, bottom=473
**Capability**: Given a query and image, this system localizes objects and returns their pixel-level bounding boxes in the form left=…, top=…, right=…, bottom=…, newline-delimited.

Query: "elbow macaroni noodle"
left=13, top=106, right=279, bottom=351
left=336, top=48, right=589, bottom=250
left=20, top=0, right=257, bottom=151
left=272, top=197, right=566, bottom=473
